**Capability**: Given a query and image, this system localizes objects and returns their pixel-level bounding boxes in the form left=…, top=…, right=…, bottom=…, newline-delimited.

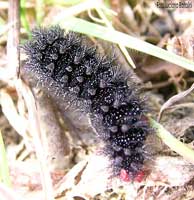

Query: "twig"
left=7, top=0, right=20, bottom=78
left=16, top=79, right=54, bottom=200
left=6, top=1, right=54, bottom=199
left=36, top=92, right=71, bottom=170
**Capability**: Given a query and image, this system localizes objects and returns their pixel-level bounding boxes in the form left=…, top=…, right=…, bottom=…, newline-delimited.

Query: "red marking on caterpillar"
left=22, top=26, right=152, bottom=181
left=134, top=170, right=145, bottom=182
left=120, top=169, right=131, bottom=182
left=120, top=169, right=145, bottom=182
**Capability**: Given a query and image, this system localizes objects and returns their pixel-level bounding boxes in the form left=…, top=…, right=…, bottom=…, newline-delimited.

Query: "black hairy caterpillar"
left=22, top=26, right=151, bottom=182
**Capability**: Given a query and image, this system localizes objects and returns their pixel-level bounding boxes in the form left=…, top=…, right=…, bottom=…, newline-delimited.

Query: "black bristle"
left=22, top=25, right=151, bottom=180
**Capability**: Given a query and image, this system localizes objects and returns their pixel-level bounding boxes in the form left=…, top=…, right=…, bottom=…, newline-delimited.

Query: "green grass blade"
left=36, top=0, right=45, bottom=25
left=150, top=118, right=194, bottom=164
left=45, top=0, right=84, bottom=5
left=20, top=0, right=31, bottom=36
left=0, top=130, right=11, bottom=187
left=53, top=17, right=194, bottom=72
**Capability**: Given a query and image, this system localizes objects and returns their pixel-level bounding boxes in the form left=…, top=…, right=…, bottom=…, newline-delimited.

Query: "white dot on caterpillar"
left=121, top=124, right=129, bottom=133
left=115, top=116, right=119, bottom=120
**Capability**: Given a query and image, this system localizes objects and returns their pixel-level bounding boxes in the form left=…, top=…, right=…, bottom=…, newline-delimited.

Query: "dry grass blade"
left=158, top=83, right=194, bottom=121
left=36, top=92, right=71, bottom=170
left=0, top=90, right=27, bottom=137
left=54, top=155, right=114, bottom=199
left=54, top=160, right=88, bottom=198
left=7, top=0, right=20, bottom=78
left=0, top=21, right=15, bottom=37
left=53, top=0, right=101, bottom=23
left=95, top=8, right=137, bottom=69
left=16, top=79, right=54, bottom=200
left=0, top=1, right=34, bottom=9
left=0, top=130, right=11, bottom=187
